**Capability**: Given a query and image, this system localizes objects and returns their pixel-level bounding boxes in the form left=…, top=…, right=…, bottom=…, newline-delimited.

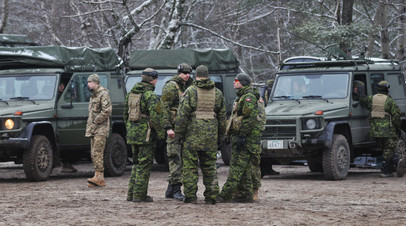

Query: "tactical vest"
left=193, top=87, right=216, bottom=119
left=371, top=94, right=389, bottom=118
left=128, top=93, right=147, bottom=121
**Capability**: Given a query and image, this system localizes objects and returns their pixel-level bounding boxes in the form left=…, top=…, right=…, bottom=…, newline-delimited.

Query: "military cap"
left=196, top=65, right=209, bottom=78
left=87, top=73, right=100, bottom=84
left=142, top=68, right=158, bottom=82
left=236, top=73, right=252, bottom=86
left=177, top=63, right=192, bottom=74
left=378, top=80, right=390, bottom=92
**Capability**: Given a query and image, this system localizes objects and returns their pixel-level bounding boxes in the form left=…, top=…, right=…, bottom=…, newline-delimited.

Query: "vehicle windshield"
left=272, top=73, right=349, bottom=100
left=0, top=75, right=57, bottom=101
left=125, top=74, right=173, bottom=96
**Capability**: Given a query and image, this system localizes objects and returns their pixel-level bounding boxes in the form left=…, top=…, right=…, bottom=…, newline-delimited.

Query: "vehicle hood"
left=266, top=100, right=348, bottom=116
left=0, top=103, right=54, bottom=117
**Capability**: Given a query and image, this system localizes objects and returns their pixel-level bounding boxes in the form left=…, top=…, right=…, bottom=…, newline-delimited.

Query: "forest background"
left=0, top=0, right=405, bottom=82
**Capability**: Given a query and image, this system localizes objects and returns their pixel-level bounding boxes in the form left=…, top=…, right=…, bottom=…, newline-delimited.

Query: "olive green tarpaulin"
left=129, top=49, right=239, bottom=71
left=0, top=46, right=122, bottom=71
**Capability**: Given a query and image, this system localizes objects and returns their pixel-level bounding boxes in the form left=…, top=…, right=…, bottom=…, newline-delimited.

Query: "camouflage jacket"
left=85, top=85, right=112, bottom=137
left=124, top=81, right=165, bottom=145
left=231, top=86, right=262, bottom=136
left=160, top=75, right=193, bottom=130
left=360, top=92, right=400, bottom=138
left=174, top=78, right=226, bottom=151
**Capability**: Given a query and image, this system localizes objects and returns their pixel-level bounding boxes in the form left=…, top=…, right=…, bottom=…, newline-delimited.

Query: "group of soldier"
left=81, top=64, right=405, bottom=205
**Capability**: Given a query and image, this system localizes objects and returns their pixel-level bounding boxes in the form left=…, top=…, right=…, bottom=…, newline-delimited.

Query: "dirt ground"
left=0, top=160, right=405, bottom=226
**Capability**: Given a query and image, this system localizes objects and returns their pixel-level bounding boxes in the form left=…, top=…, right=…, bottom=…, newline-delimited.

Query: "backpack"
left=128, top=93, right=142, bottom=121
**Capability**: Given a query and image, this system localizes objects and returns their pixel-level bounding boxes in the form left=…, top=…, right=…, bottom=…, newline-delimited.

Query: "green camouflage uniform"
left=85, top=85, right=112, bottom=173
left=125, top=81, right=164, bottom=200
left=220, top=86, right=262, bottom=201
left=161, top=75, right=193, bottom=185
left=175, top=78, right=226, bottom=203
left=360, top=92, right=400, bottom=160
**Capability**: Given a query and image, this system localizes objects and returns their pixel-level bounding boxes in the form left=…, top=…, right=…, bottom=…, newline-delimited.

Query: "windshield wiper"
left=273, top=95, right=292, bottom=99
left=0, top=99, right=8, bottom=105
left=302, top=95, right=329, bottom=103
left=10, top=96, right=36, bottom=104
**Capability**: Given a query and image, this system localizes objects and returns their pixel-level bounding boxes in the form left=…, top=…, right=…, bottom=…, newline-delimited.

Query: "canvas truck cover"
left=0, top=46, right=122, bottom=71
left=0, top=34, right=37, bottom=46
left=129, top=49, right=239, bottom=71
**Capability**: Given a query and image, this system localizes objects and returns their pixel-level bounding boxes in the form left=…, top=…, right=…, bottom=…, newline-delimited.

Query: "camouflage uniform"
left=85, top=85, right=112, bottom=173
left=125, top=81, right=164, bottom=201
left=161, top=75, right=193, bottom=186
left=360, top=86, right=400, bottom=175
left=175, top=77, right=226, bottom=204
left=219, top=85, right=262, bottom=201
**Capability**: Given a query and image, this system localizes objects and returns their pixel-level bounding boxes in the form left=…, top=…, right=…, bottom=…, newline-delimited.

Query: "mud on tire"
left=104, top=133, right=127, bottom=177
left=23, top=135, right=53, bottom=181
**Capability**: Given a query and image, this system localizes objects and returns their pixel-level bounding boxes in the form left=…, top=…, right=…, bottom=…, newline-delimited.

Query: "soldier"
left=174, top=65, right=226, bottom=204
left=125, top=68, right=165, bottom=202
left=358, top=80, right=405, bottom=177
left=85, top=73, right=112, bottom=187
left=218, top=73, right=262, bottom=203
left=161, top=63, right=194, bottom=201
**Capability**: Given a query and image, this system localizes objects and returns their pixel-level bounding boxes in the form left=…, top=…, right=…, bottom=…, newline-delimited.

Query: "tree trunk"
left=0, top=0, right=8, bottom=33
left=380, top=0, right=390, bottom=59
left=396, top=0, right=406, bottom=61
left=339, top=0, right=354, bottom=52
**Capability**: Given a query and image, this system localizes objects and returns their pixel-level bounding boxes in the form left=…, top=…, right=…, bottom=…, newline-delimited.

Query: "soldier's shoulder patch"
left=103, top=100, right=109, bottom=106
left=246, top=98, right=251, bottom=102
left=259, top=99, right=263, bottom=103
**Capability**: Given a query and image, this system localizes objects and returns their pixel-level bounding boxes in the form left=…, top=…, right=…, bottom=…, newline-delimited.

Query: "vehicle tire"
left=23, top=135, right=53, bottom=181
left=154, top=140, right=167, bottom=164
left=395, top=138, right=406, bottom=160
left=307, top=157, right=324, bottom=172
left=220, top=140, right=231, bottom=166
left=322, top=134, right=350, bottom=180
left=104, top=133, right=127, bottom=177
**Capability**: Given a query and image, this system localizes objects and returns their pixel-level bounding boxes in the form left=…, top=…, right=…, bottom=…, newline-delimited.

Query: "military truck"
left=124, top=49, right=240, bottom=164
left=0, top=46, right=128, bottom=181
left=261, top=54, right=406, bottom=180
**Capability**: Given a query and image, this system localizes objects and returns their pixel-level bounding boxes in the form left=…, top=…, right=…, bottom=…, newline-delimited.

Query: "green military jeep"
left=124, top=49, right=240, bottom=165
left=0, top=46, right=128, bottom=181
left=261, top=55, right=406, bottom=180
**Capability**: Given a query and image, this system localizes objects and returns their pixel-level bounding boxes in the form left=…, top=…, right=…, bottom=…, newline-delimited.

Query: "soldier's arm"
left=160, top=82, right=177, bottom=130
left=239, top=94, right=259, bottom=135
left=359, top=96, right=371, bottom=110
left=174, top=89, right=193, bottom=140
left=123, top=93, right=129, bottom=122
left=389, top=98, right=401, bottom=130
left=94, top=91, right=112, bottom=124
left=216, top=90, right=227, bottom=140
left=146, top=92, right=165, bottom=139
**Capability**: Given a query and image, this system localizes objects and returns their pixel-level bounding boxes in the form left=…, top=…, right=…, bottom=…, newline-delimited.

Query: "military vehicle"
left=261, top=52, right=406, bottom=180
left=124, top=49, right=240, bottom=165
left=0, top=46, right=128, bottom=181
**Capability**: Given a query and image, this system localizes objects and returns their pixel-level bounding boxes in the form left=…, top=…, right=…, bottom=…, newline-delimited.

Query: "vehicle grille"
left=263, top=119, right=297, bottom=139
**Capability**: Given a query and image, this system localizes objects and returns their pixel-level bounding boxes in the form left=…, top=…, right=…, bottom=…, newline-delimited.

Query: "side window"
left=65, top=74, right=108, bottom=102
left=370, top=73, right=384, bottom=95
left=211, top=75, right=223, bottom=92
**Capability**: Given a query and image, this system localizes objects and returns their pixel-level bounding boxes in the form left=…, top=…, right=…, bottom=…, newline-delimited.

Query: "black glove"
left=237, top=136, right=246, bottom=147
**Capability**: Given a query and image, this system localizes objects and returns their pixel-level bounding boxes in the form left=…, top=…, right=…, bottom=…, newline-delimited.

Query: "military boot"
left=380, top=160, right=394, bottom=178
left=172, top=184, right=185, bottom=201
left=253, top=188, right=259, bottom=201
left=165, top=183, right=174, bottom=198
left=396, top=159, right=405, bottom=177
left=87, top=171, right=106, bottom=187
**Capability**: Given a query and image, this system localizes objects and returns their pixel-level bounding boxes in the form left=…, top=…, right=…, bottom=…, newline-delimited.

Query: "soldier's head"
left=234, top=73, right=252, bottom=89
left=266, top=79, right=274, bottom=88
left=377, top=80, right=390, bottom=94
left=177, top=63, right=192, bottom=82
left=142, top=68, right=158, bottom=85
left=195, top=65, right=209, bottom=80
left=87, top=73, right=100, bottom=90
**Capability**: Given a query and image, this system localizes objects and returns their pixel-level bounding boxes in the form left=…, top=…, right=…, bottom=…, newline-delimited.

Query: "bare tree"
left=0, top=0, right=8, bottom=33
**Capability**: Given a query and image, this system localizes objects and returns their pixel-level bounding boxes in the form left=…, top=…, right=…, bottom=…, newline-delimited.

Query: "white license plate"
left=268, top=140, right=284, bottom=149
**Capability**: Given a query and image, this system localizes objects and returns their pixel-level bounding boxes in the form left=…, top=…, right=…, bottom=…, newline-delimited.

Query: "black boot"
left=172, top=184, right=185, bottom=201
left=380, top=160, right=394, bottom=178
left=165, top=183, right=174, bottom=198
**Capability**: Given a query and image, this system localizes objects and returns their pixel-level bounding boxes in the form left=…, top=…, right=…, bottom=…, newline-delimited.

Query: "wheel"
left=23, top=135, right=53, bottom=181
left=395, top=138, right=406, bottom=160
left=322, top=134, right=350, bottom=180
left=307, top=157, right=323, bottom=172
left=104, top=133, right=127, bottom=177
left=220, top=140, right=231, bottom=166
left=154, top=140, right=167, bottom=164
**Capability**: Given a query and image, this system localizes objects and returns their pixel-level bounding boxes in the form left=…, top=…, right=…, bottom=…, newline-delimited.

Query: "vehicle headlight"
left=4, top=119, right=15, bottom=130
left=306, top=119, right=317, bottom=130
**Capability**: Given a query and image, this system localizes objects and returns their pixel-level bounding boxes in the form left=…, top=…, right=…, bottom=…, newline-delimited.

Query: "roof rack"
left=280, top=58, right=399, bottom=70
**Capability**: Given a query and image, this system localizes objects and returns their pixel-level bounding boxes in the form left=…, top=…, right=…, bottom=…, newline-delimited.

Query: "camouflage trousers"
left=182, top=147, right=219, bottom=202
left=376, top=137, right=397, bottom=160
left=166, top=137, right=183, bottom=185
left=251, top=153, right=261, bottom=189
left=127, top=142, right=155, bottom=200
left=219, top=138, right=253, bottom=200
left=90, top=135, right=106, bottom=172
